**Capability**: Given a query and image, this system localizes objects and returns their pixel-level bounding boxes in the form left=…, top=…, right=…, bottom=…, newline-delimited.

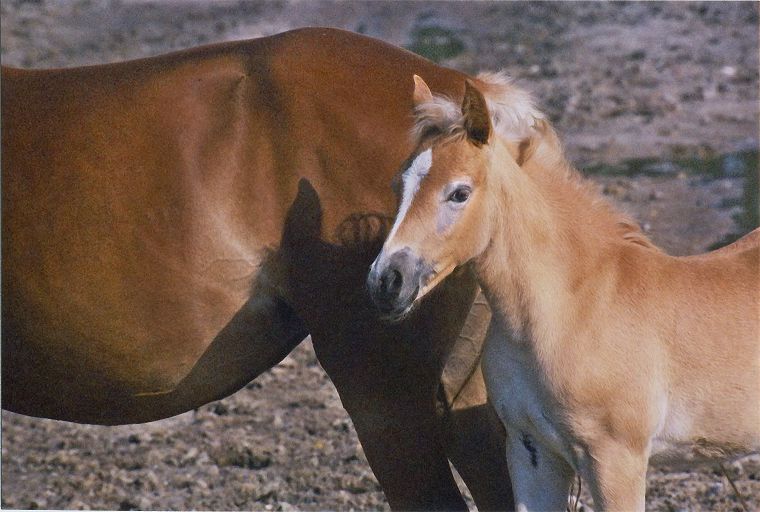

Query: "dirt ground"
left=1, top=1, right=759, bottom=511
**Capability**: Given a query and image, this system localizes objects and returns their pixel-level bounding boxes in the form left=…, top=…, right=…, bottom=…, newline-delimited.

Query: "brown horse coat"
left=2, top=28, right=513, bottom=510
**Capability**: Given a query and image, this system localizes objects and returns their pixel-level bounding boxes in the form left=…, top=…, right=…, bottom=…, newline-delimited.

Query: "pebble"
left=721, top=153, right=747, bottom=177
left=642, top=161, right=680, bottom=176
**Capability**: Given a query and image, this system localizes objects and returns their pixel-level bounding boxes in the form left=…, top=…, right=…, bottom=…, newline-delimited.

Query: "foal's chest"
left=481, top=321, right=573, bottom=462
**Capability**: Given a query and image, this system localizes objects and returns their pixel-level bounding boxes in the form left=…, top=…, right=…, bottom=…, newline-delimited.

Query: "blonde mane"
left=412, top=71, right=657, bottom=252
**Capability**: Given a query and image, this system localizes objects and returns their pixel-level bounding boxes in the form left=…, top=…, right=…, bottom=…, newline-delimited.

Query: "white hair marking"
left=387, top=149, right=432, bottom=242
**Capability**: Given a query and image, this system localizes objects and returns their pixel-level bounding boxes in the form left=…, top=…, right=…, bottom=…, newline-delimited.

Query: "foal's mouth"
left=375, top=285, right=420, bottom=323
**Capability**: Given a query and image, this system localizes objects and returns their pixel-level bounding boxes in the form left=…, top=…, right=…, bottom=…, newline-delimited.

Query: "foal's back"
left=652, top=228, right=760, bottom=456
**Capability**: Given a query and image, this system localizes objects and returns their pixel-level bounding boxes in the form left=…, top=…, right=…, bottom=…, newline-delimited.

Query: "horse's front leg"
left=328, top=364, right=469, bottom=511
left=438, top=292, right=514, bottom=510
left=504, top=425, right=575, bottom=512
left=442, top=401, right=514, bottom=510
left=304, top=269, right=481, bottom=510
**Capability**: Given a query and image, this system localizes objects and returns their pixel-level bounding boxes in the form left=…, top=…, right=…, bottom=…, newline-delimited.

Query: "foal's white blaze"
left=386, top=148, right=432, bottom=243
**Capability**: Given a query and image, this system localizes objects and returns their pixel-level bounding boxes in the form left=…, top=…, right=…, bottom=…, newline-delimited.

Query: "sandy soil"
left=2, top=1, right=758, bottom=510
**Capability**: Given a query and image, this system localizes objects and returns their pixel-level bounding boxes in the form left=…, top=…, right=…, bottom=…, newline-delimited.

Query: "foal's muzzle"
left=367, top=249, right=425, bottom=321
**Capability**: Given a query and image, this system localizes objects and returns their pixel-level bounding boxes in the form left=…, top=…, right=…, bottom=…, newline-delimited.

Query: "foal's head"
left=368, top=76, right=513, bottom=320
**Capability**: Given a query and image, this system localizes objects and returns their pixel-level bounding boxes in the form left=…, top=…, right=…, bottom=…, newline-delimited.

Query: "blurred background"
left=2, top=1, right=758, bottom=510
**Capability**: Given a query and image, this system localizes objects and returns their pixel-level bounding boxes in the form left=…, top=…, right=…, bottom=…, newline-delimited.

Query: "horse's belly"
left=2, top=244, right=268, bottom=408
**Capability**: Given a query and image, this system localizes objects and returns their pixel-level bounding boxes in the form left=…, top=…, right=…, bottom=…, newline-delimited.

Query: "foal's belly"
left=649, top=401, right=760, bottom=467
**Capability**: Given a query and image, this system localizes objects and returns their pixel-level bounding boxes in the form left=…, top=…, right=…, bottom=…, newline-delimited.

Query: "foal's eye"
left=447, top=186, right=471, bottom=204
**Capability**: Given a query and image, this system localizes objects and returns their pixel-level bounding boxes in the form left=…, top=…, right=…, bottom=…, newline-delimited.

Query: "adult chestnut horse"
left=2, top=28, right=512, bottom=510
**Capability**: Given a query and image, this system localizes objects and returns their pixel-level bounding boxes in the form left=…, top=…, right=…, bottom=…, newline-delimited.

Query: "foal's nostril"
left=380, top=268, right=403, bottom=296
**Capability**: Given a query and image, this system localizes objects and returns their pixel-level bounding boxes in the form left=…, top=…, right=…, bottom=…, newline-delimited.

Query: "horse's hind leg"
left=310, top=320, right=469, bottom=509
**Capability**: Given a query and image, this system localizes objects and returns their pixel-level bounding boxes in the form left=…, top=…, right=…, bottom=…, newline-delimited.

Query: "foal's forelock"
left=411, top=72, right=543, bottom=147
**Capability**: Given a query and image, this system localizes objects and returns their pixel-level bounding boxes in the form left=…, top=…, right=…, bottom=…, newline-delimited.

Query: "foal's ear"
left=462, top=80, right=491, bottom=146
left=412, top=75, right=433, bottom=106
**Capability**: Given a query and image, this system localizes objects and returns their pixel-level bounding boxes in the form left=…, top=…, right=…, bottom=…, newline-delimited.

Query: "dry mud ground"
left=1, top=1, right=759, bottom=511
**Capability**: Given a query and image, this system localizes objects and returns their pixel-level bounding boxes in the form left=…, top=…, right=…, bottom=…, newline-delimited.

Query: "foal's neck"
left=475, top=140, right=624, bottom=347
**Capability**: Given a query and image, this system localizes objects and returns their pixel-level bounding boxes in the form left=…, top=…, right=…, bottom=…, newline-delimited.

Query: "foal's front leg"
left=504, top=425, right=575, bottom=511
left=579, top=439, right=647, bottom=512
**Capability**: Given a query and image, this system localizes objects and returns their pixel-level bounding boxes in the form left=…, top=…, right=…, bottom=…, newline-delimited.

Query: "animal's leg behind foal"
left=505, top=426, right=575, bottom=512
left=439, top=295, right=514, bottom=510
left=443, top=401, right=514, bottom=510
left=332, top=365, right=469, bottom=511
left=305, top=278, right=480, bottom=509
left=277, top=181, right=478, bottom=509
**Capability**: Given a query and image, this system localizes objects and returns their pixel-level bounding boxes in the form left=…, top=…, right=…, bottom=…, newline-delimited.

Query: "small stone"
left=720, top=65, right=737, bottom=77
left=118, top=499, right=138, bottom=511
left=211, top=402, right=229, bottom=415
left=642, top=161, right=679, bottom=176
left=182, top=447, right=199, bottom=463
left=721, top=153, right=747, bottom=177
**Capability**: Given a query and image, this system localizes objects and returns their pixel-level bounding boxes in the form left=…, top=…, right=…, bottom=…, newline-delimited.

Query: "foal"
left=368, top=75, right=760, bottom=510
